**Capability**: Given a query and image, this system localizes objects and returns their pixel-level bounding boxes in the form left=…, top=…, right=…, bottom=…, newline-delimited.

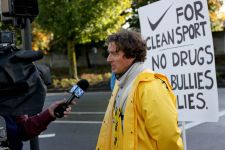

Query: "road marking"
left=182, top=110, right=225, bottom=130
left=69, top=112, right=105, bottom=115
left=53, top=120, right=102, bottom=124
left=220, top=110, right=225, bottom=116
left=41, top=110, right=225, bottom=139
left=39, top=133, right=56, bottom=138
left=52, top=110, right=225, bottom=127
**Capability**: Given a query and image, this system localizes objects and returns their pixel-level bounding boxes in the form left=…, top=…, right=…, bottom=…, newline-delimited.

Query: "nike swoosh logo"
left=147, top=4, right=173, bottom=31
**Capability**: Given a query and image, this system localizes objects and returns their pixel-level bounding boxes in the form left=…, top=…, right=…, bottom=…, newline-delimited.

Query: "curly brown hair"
left=106, top=29, right=147, bottom=62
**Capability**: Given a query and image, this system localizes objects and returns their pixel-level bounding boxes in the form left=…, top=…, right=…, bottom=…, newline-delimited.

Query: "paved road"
left=23, top=91, right=110, bottom=150
left=23, top=88, right=225, bottom=150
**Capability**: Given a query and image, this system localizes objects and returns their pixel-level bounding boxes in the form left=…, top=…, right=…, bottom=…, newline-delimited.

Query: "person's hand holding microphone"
left=50, top=79, right=89, bottom=118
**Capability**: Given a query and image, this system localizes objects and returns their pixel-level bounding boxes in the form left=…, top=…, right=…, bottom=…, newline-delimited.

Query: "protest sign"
left=139, top=0, right=219, bottom=121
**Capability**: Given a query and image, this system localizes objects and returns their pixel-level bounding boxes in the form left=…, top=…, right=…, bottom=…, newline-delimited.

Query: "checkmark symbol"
left=147, top=4, right=173, bottom=31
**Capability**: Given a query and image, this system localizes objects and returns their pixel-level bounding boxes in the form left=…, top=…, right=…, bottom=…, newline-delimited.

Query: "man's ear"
left=130, top=57, right=136, bottom=63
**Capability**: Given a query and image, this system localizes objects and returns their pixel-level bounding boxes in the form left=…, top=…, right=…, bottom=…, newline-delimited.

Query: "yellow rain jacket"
left=96, top=71, right=183, bottom=150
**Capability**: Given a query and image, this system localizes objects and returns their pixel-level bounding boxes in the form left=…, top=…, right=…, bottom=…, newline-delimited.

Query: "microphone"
left=54, top=79, right=89, bottom=118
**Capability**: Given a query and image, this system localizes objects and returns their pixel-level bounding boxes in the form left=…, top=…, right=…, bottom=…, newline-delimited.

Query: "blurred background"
left=0, top=0, right=224, bottom=91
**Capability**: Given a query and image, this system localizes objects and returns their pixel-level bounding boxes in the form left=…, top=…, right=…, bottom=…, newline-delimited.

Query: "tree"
left=36, top=0, right=131, bottom=79
left=32, top=22, right=53, bottom=53
left=126, top=0, right=224, bottom=31
left=208, top=0, right=224, bottom=31
left=127, top=0, right=157, bottom=29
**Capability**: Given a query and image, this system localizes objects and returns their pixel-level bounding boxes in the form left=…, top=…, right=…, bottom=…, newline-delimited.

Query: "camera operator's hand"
left=48, top=99, right=76, bottom=118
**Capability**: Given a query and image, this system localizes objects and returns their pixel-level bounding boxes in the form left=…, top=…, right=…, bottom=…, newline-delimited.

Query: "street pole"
left=21, top=18, right=32, bottom=50
left=182, top=121, right=187, bottom=150
left=21, top=17, right=40, bottom=150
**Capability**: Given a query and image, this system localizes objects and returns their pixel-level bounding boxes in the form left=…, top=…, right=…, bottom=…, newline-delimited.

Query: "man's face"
left=107, top=42, right=135, bottom=75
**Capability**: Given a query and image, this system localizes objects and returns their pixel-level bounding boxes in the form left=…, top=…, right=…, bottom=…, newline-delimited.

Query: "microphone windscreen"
left=77, top=79, right=89, bottom=91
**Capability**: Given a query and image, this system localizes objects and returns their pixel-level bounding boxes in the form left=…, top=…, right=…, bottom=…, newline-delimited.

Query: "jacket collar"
left=117, top=62, right=145, bottom=89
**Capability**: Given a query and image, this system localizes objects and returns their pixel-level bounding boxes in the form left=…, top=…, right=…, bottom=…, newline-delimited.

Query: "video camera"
left=0, top=29, right=50, bottom=116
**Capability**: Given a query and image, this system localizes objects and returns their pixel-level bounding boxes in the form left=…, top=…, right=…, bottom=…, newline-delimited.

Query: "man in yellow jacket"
left=96, top=29, right=183, bottom=150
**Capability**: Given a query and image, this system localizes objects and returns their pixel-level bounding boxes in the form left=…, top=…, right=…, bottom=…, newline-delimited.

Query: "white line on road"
left=39, top=133, right=56, bottom=138
left=40, top=110, right=225, bottom=139
left=69, top=112, right=105, bottom=115
left=52, top=110, right=225, bottom=128
left=182, top=110, right=225, bottom=130
left=53, top=120, right=102, bottom=124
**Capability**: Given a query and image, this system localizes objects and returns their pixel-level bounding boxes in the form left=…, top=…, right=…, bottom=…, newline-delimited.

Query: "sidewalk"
left=47, top=81, right=111, bottom=93
left=47, top=80, right=225, bottom=93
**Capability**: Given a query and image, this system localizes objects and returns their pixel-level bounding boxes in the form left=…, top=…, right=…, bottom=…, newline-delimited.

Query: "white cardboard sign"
left=138, top=0, right=219, bottom=122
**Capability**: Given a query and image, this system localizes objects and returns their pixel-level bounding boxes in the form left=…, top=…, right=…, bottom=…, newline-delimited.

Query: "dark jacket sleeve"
left=15, top=109, right=55, bottom=141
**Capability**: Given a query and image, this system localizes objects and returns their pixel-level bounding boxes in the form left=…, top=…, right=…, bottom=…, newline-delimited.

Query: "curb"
left=47, top=87, right=111, bottom=93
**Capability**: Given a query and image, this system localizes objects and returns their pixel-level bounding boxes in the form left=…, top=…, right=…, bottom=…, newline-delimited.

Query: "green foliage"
left=126, top=0, right=224, bottom=31
left=51, top=72, right=111, bottom=89
left=52, top=78, right=78, bottom=89
left=36, top=0, right=131, bottom=78
left=50, top=65, right=111, bottom=89
left=36, top=0, right=131, bottom=44
left=127, top=0, right=158, bottom=29
left=80, top=72, right=111, bottom=85
left=208, top=0, right=224, bottom=31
